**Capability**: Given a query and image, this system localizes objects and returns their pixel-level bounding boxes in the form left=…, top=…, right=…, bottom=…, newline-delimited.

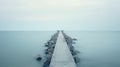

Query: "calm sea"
left=0, top=31, right=120, bottom=67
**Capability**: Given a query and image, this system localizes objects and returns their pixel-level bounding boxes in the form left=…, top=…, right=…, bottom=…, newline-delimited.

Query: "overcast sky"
left=0, top=0, right=120, bottom=31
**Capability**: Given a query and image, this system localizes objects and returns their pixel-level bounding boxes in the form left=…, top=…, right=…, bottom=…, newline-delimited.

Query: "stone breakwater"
left=36, top=31, right=80, bottom=67
left=43, top=31, right=59, bottom=67
left=62, top=31, right=80, bottom=63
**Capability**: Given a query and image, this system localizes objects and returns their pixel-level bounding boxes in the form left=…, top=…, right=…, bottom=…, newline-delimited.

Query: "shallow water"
left=0, top=31, right=120, bottom=67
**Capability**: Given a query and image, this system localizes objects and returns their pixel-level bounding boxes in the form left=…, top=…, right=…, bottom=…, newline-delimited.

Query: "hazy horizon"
left=0, top=0, right=120, bottom=31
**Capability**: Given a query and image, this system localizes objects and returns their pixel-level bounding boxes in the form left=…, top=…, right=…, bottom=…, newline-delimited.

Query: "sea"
left=0, top=31, right=120, bottom=67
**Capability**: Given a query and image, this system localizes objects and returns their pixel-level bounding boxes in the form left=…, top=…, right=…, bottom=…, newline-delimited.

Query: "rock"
left=74, top=57, right=80, bottom=63
left=71, top=51, right=77, bottom=56
left=36, top=57, right=42, bottom=61
left=45, top=44, right=48, bottom=47
left=43, top=60, right=50, bottom=67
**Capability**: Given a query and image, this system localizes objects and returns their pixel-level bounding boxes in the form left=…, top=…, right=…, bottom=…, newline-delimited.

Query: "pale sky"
left=0, top=0, right=120, bottom=31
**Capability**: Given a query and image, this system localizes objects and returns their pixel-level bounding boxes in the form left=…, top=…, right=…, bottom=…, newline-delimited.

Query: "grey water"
left=0, top=31, right=120, bottom=67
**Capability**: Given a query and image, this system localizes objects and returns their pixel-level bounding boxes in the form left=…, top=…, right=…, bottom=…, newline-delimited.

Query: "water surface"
left=0, top=31, right=120, bottom=67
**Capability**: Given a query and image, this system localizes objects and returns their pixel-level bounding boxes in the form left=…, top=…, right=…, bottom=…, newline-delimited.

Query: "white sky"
left=0, top=0, right=120, bottom=31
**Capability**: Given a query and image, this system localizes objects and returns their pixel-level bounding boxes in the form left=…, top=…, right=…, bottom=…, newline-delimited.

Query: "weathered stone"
left=74, top=56, right=80, bottom=63
left=36, top=55, right=42, bottom=61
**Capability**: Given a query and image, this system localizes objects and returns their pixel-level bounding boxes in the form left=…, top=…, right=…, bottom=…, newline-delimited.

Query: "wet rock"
left=36, top=55, right=42, bottom=61
left=36, top=57, right=42, bottom=61
left=43, top=60, right=51, bottom=67
left=43, top=31, right=59, bottom=67
left=74, top=56, right=80, bottom=63
left=45, top=43, right=49, bottom=47
left=71, top=51, right=77, bottom=56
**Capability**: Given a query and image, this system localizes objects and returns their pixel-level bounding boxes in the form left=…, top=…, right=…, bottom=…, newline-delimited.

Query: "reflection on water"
left=0, top=31, right=120, bottom=67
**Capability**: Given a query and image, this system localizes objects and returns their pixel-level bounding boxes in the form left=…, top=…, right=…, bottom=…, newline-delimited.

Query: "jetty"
left=41, top=30, right=79, bottom=67
left=50, top=31, right=76, bottom=67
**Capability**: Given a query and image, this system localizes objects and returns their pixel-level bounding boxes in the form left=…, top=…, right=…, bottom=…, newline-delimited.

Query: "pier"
left=49, top=31, right=76, bottom=67
left=41, top=31, right=79, bottom=67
